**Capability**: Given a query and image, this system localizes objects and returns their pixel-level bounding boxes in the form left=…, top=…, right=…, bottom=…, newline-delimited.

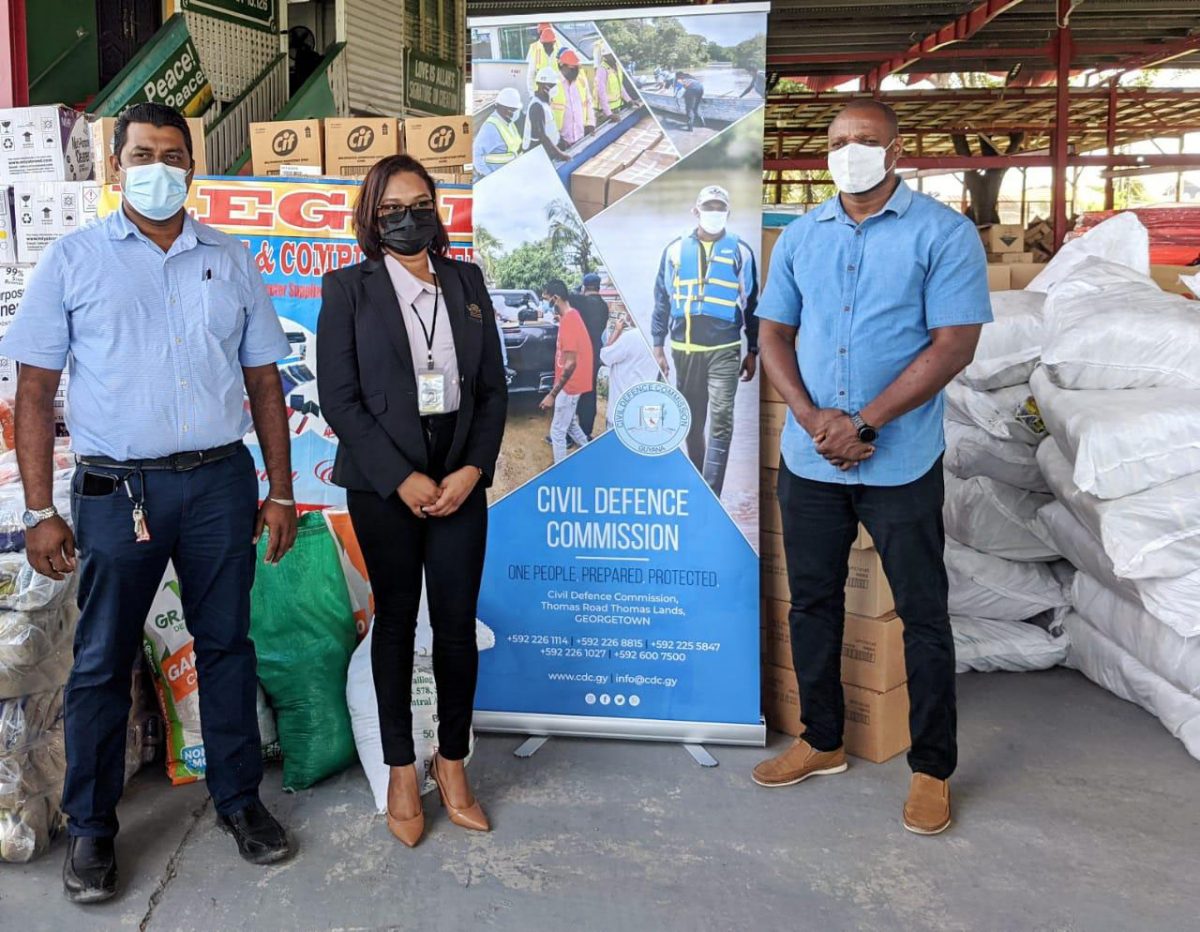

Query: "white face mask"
left=827, top=142, right=893, bottom=195
left=697, top=210, right=728, bottom=235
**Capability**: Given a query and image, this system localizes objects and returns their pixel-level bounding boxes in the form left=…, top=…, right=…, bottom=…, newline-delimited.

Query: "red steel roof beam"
left=860, top=0, right=1029, bottom=90
left=1107, top=33, right=1200, bottom=73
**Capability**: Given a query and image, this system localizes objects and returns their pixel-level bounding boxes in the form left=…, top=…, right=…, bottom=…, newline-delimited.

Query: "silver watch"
left=22, top=506, right=59, bottom=529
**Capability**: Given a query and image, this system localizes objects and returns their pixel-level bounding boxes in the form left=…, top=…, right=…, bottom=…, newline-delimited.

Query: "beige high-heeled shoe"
left=430, top=754, right=490, bottom=832
left=386, top=764, right=425, bottom=847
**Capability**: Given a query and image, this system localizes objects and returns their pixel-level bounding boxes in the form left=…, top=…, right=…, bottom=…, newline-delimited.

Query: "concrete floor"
left=5, top=668, right=1198, bottom=932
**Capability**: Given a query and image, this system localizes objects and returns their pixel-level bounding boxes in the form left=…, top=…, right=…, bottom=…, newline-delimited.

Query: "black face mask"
left=379, top=209, right=439, bottom=257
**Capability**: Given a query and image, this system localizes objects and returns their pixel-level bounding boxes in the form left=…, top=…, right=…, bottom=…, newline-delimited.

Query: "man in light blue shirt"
left=2, top=103, right=297, bottom=901
left=751, top=100, right=991, bottom=836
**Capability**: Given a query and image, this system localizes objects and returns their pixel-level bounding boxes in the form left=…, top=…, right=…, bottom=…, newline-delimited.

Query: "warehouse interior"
left=2, top=1, right=1199, bottom=929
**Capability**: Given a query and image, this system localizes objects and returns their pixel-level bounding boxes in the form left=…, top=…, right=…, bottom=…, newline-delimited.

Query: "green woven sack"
left=250, top=512, right=358, bottom=790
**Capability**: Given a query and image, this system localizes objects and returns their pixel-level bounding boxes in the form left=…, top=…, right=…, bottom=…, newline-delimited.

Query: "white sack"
left=1033, top=500, right=1138, bottom=602
left=944, top=381, right=1046, bottom=445
left=1183, top=272, right=1199, bottom=299
left=1063, top=610, right=1200, bottom=761
left=1037, top=438, right=1200, bottom=580
left=943, top=420, right=1050, bottom=493
left=952, top=615, right=1069, bottom=673
left=1041, top=257, right=1200, bottom=390
left=348, top=623, right=494, bottom=813
left=1026, top=212, right=1150, bottom=293
left=1072, top=573, right=1200, bottom=698
left=1031, top=366, right=1200, bottom=500
left=0, top=598, right=78, bottom=700
left=945, top=538, right=1068, bottom=622
left=943, top=471, right=1057, bottom=562
left=958, top=290, right=1047, bottom=391
left=1136, top=574, right=1200, bottom=643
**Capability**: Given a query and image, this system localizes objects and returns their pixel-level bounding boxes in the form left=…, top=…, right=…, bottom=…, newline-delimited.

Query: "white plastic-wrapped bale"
left=0, top=688, right=66, bottom=863
left=951, top=615, right=1069, bottom=673
left=945, top=538, right=1069, bottom=622
left=1037, top=438, right=1200, bottom=581
left=1031, top=366, right=1200, bottom=500
left=0, top=596, right=79, bottom=700
left=943, top=471, right=1057, bottom=562
left=1041, top=256, right=1200, bottom=391
left=944, top=381, right=1047, bottom=446
left=958, top=290, right=1047, bottom=391
left=1025, top=212, right=1150, bottom=293
left=943, top=420, right=1050, bottom=493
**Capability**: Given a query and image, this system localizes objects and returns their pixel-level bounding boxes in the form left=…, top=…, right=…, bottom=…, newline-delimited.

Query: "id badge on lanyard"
left=414, top=282, right=446, bottom=414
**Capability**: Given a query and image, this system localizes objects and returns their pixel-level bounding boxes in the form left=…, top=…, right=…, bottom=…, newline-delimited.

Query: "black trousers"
left=776, top=459, right=957, bottom=779
left=347, top=414, right=486, bottom=766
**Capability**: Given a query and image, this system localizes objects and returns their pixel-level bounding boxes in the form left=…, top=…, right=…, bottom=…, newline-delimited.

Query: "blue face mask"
left=122, top=162, right=190, bottom=221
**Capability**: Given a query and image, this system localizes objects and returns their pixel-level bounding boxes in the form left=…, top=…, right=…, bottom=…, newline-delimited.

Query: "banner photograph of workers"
left=468, top=3, right=767, bottom=743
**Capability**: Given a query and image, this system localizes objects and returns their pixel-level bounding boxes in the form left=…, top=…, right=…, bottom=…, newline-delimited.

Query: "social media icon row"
left=584, top=693, right=640, bottom=707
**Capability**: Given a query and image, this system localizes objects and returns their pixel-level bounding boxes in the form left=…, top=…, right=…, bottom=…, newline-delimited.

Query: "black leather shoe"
left=62, top=836, right=118, bottom=904
left=217, top=800, right=291, bottom=865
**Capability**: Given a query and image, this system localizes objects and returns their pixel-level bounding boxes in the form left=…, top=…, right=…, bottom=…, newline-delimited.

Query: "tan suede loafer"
left=752, top=738, right=848, bottom=787
left=903, top=773, right=952, bottom=835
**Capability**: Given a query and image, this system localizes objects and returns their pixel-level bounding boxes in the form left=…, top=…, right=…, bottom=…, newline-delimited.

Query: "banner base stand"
left=683, top=744, right=719, bottom=767
left=476, top=712, right=766, bottom=747
left=513, top=736, right=551, bottom=758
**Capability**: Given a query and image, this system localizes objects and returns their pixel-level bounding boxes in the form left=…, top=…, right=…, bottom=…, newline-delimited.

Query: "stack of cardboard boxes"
left=570, top=115, right=679, bottom=219
left=980, top=222, right=1035, bottom=266
left=249, top=116, right=474, bottom=181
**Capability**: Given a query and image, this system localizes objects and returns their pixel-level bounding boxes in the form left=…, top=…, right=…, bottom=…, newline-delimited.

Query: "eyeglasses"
left=378, top=200, right=436, bottom=220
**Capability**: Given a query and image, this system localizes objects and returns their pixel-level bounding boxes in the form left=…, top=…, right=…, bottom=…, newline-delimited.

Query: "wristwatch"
left=850, top=412, right=877, bottom=443
left=22, top=506, right=59, bottom=529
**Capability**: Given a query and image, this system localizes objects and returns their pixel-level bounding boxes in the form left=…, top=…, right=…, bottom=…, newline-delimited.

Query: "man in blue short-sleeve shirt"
left=751, top=100, right=992, bottom=836
left=2, top=104, right=298, bottom=901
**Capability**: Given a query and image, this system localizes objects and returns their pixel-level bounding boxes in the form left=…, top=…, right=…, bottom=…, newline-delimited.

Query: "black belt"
left=76, top=441, right=244, bottom=473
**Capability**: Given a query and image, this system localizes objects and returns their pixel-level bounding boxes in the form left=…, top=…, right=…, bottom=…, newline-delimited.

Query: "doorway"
left=96, top=0, right=162, bottom=88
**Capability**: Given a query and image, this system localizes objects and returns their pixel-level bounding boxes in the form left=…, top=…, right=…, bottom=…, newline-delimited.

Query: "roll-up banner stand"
left=469, top=3, right=769, bottom=746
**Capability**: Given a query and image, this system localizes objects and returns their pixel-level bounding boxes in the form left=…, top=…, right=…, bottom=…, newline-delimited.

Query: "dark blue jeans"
left=64, top=446, right=263, bottom=837
left=776, top=459, right=956, bottom=779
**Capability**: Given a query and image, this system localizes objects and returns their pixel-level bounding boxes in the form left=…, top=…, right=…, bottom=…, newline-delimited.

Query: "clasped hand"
left=804, top=408, right=874, bottom=471
left=398, top=467, right=479, bottom=518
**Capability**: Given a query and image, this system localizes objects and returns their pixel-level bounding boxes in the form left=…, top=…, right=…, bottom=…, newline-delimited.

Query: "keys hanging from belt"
left=123, top=471, right=151, bottom=543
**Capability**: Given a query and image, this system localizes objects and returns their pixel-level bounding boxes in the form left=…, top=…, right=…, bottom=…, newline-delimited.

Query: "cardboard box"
left=0, top=106, right=91, bottom=181
left=0, top=265, right=31, bottom=389
left=842, top=611, right=906, bottom=692
left=90, top=116, right=208, bottom=184
left=1008, top=263, right=1041, bottom=290
left=760, top=662, right=802, bottom=736
left=986, top=264, right=1012, bottom=291
left=0, top=187, right=15, bottom=264
left=852, top=523, right=874, bottom=551
left=13, top=181, right=101, bottom=264
left=761, top=599, right=905, bottom=692
left=1150, top=264, right=1198, bottom=297
left=571, top=145, right=633, bottom=206
left=845, top=547, right=894, bottom=619
left=608, top=151, right=675, bottom=202
left=250, top=120, right=323, bottom=176
left=761, top=400, right=787, bottom=469
left=990, top=251, right=1035, bottom=265
left=575, top=199, right=606, bottom=222
left=324, top=118, right=401, bottom=178
left=760, top=531, right=789, bottom=602
left=402, top=115, right=472, bottom=168
left=979, top=223, right=1024, bottom=254
left=842, top=681, right=910, bottom=763
left=760, top=466, right=781, bottom=534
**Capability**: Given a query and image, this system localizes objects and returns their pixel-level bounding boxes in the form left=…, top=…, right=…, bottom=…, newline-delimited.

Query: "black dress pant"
left=776, top=459, right=957, bottom=779
left=347, top=414, right=486, bottom=766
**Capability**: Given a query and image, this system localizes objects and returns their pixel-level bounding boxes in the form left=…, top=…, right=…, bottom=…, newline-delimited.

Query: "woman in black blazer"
left=317, top=155, right=507, bottom=847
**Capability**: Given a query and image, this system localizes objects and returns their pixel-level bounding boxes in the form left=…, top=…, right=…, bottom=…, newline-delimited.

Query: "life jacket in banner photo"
left=469, top=1, right=768, bottom=745
left=97, top=177, right=473, bottom=510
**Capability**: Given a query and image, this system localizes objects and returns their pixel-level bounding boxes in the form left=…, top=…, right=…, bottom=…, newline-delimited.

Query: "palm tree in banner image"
left=546, top=199, right=594, bottom=276
left=474, top=225, right=502, bottom=282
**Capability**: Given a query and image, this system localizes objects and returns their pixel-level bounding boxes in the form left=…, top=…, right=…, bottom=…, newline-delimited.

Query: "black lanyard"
left=410, top=276, right=441, bottom=371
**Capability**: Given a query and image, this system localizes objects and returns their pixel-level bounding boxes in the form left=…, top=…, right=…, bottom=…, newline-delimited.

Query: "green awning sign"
left=405, top=49, right=463, bottom=116
left=89, top=15, right=213, bottom=118
left=181, top=0, right=277, bottom=31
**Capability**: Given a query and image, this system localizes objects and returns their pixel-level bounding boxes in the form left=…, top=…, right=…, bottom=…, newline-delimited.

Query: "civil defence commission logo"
left=613, top=381, right=691, bottom=457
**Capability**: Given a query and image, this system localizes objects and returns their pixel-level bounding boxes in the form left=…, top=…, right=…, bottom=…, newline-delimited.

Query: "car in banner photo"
left=490, top=289, right=558, bottom=395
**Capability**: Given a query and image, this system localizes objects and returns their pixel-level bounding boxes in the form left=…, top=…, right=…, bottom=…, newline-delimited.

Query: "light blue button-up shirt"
left=1, top=207, right=290, bottom=460
left=757, top=181, right=992, bottom=486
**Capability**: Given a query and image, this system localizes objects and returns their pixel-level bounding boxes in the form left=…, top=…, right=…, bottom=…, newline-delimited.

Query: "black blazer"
left=316, top=254, right=508, bottom=499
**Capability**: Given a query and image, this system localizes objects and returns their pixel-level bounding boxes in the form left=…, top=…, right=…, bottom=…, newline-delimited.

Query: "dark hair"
left=113, top=103, right=193, bottom=163
left=543, top=279, right=569, bottom=301
left=353, top=155, right=450, bottom=261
